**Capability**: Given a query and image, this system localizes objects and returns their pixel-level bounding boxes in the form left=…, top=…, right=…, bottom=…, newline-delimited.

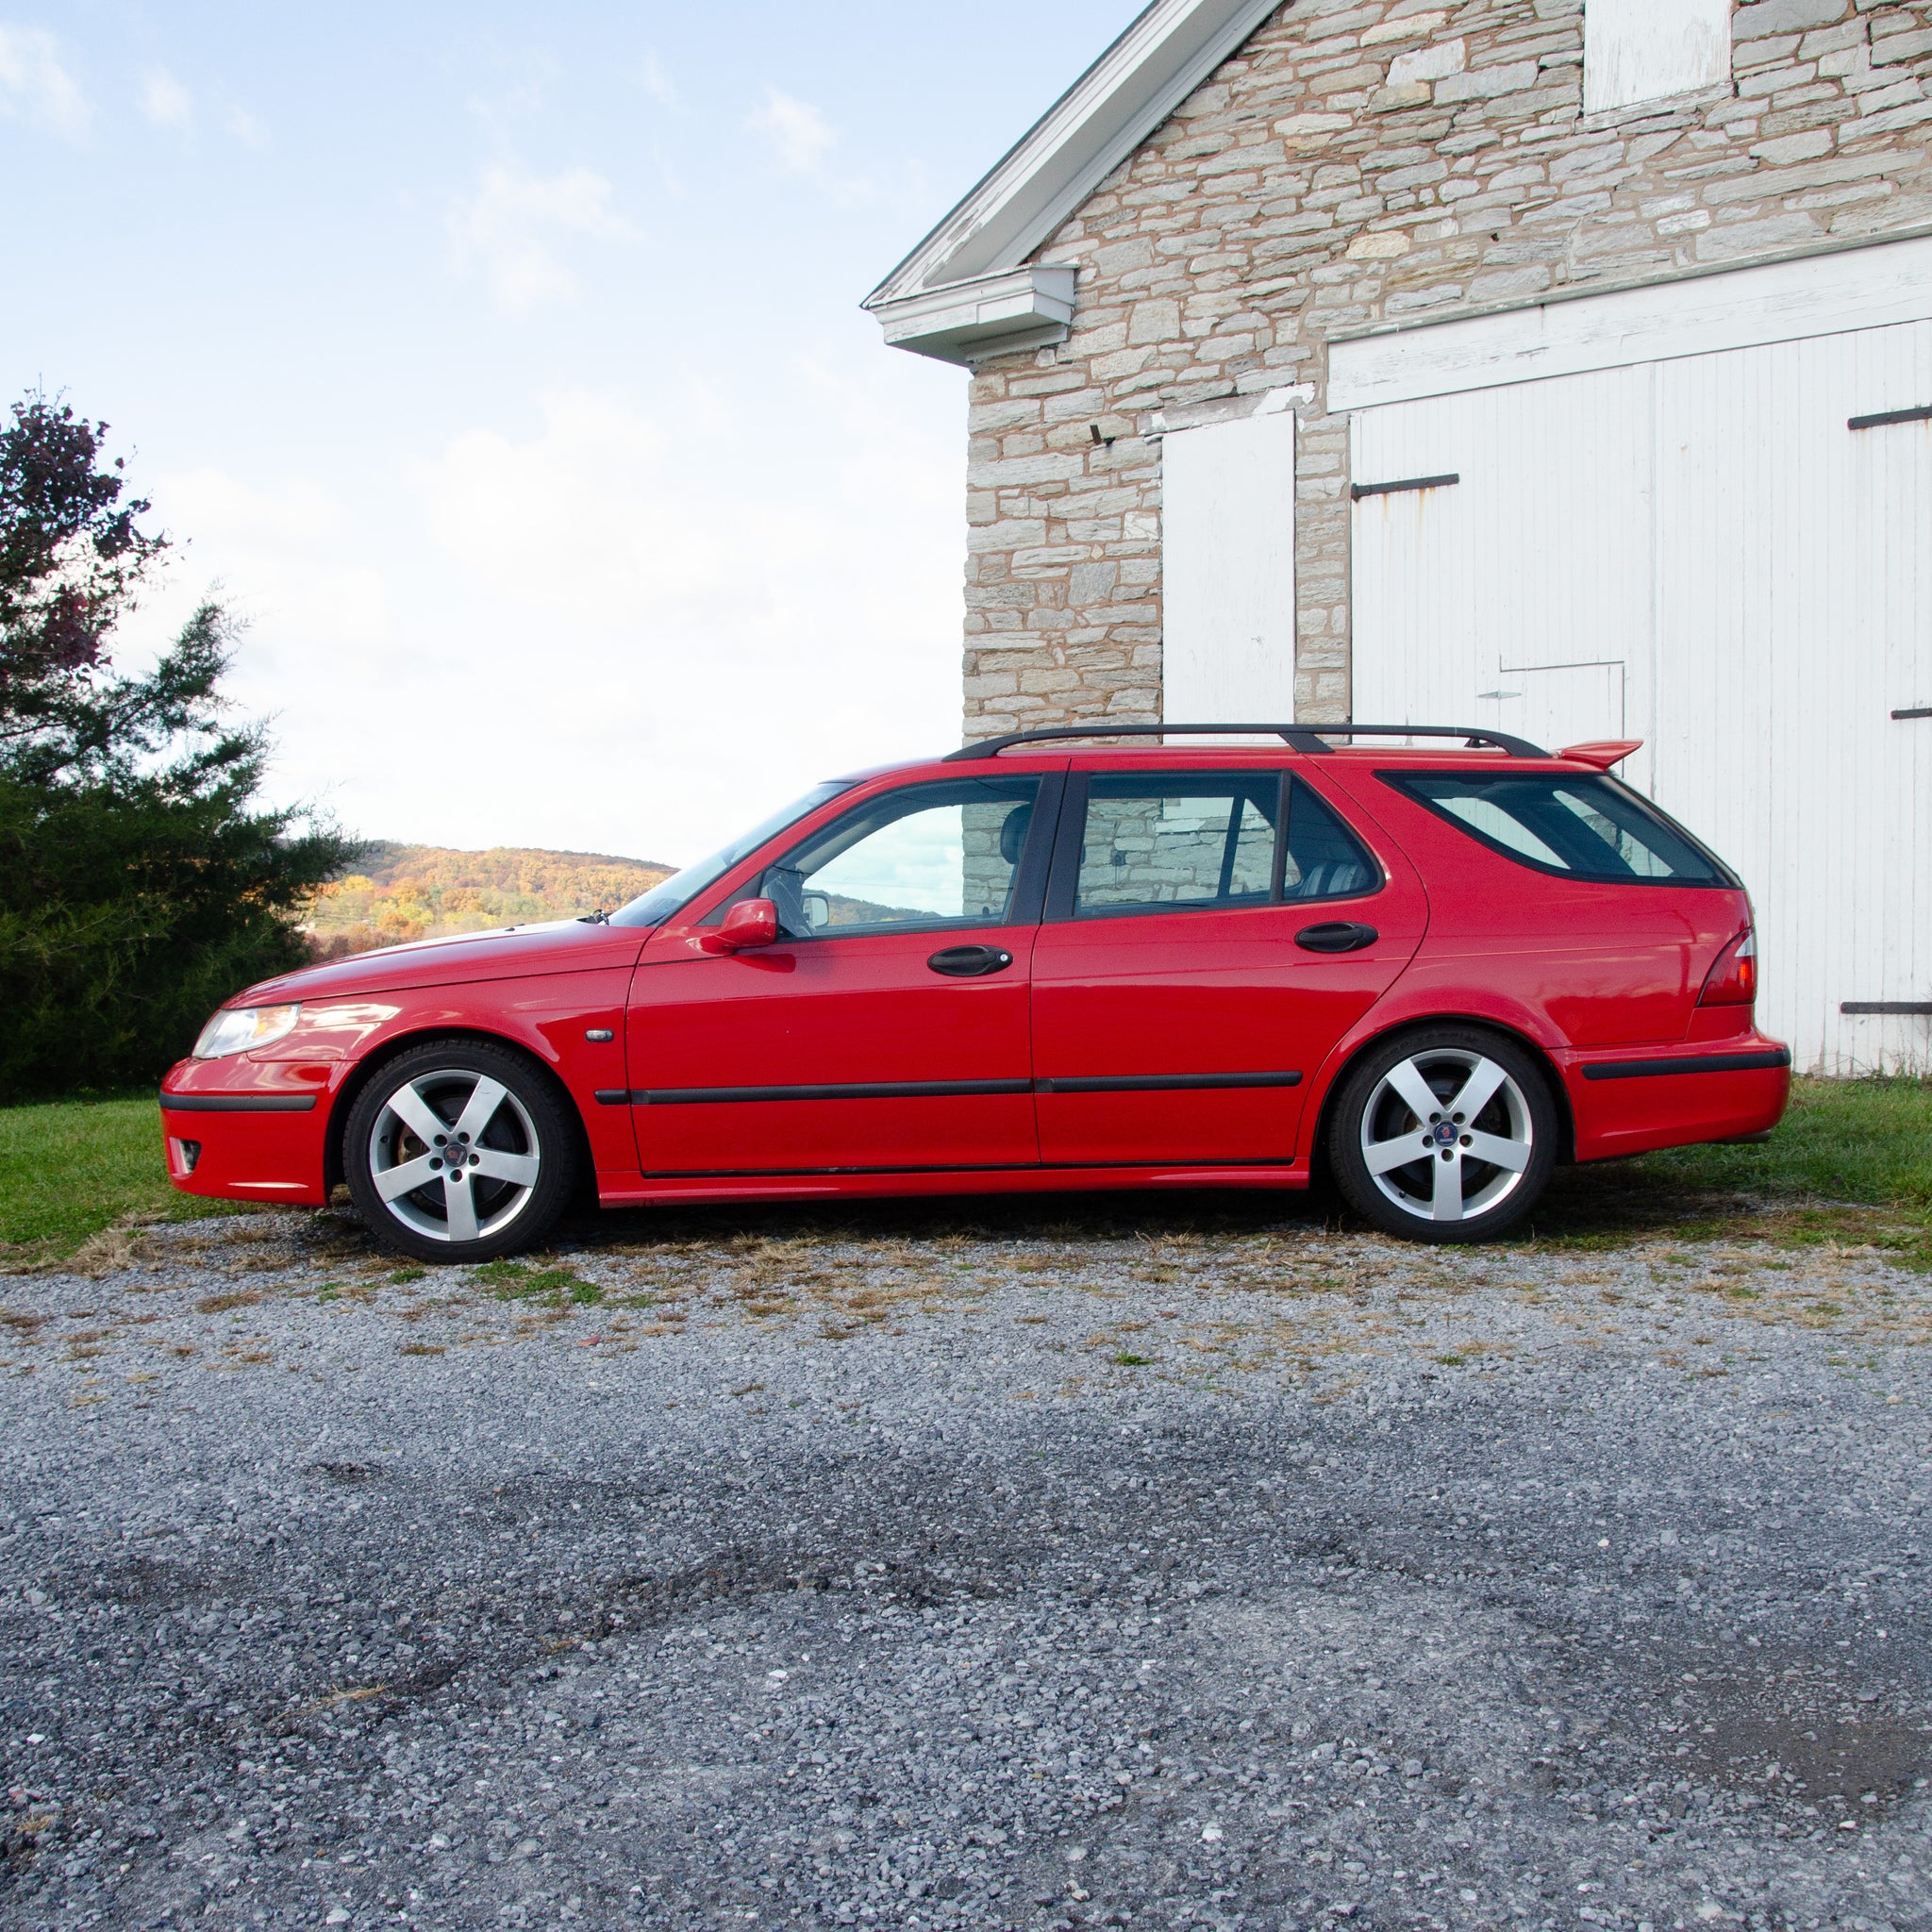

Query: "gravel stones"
left=0, top=1202, right=1927, bottom=1930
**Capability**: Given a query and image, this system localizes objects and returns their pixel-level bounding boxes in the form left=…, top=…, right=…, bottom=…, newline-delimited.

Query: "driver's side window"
left=735, top=776, right=1043, bottom=939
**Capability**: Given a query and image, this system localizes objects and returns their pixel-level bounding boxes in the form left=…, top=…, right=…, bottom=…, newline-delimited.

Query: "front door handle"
left=1295, top=921, right=1378, bottom=954
left=928, top=944, right=1015, bottom=977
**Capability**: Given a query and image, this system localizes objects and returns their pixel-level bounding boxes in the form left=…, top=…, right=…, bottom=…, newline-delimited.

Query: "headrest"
left=999, top=804, right=1032, bottom=866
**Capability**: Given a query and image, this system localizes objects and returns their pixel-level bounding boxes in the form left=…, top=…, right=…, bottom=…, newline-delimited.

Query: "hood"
left=236, top=919, right=648, bottom=1005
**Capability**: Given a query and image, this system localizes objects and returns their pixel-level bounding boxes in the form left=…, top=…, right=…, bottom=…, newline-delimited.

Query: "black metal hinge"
left=1841, top=1002, right=1932, bottom=1016
left=1352, top=473, right=1460, bottom=501
left=1893, top=707, right=1932, bottom=722
left=1849, top=405, right=1932, bottom=431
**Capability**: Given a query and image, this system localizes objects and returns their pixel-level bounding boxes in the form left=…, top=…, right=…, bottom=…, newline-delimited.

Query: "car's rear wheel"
left=343, top=1040, right=577, bottom=1263
left=1328, top=1026, right=1557, bottom=1242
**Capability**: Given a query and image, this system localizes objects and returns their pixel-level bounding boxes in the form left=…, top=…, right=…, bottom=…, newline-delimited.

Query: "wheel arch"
left=1305, top=1013, right=1576, bottom=1185
left=322, top=1026, right=598, bottom=1203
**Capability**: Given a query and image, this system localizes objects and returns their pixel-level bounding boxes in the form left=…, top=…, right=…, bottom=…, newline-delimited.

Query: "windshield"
left=607, top=781, right=854, bottom=928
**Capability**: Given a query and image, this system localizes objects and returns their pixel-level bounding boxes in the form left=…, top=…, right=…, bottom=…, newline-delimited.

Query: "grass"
left=1641, top=1075, right=1932, bottom=1208
left=472, top=1258, right=602, bottom=1307
left=0, top=1076, right=1926, bottom=1270
left=1531, top=1076, right=1932, bottom=1263
left=0, top=1095, right=249, bottom=1261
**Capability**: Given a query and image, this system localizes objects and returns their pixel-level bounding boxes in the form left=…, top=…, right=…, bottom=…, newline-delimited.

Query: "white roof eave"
left=864, top=0, right=1282, bottom=358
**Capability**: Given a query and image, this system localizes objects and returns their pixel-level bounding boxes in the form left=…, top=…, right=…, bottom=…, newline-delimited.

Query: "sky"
left=0, top=1, right=1140, bottom=865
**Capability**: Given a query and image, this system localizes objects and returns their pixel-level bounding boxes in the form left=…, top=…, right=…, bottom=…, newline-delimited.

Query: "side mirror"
left=700, top=896, right=779, bottom=954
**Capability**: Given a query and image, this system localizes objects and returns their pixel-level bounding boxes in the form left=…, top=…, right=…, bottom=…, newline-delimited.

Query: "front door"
left=1030, top=764, right=1429, bottom=1167
left=626, top=774, right=1054, bottom=1175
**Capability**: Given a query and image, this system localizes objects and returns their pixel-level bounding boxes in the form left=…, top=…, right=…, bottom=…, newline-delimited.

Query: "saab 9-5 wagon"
left=160, top=724, right=1790, bottom=1259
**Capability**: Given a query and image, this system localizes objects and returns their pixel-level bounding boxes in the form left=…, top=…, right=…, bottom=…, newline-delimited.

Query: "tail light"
left=1698, top=928, right=1757, bottom=1007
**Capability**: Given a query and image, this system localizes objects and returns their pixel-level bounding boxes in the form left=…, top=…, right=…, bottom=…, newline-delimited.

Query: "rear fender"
left=1303, top=998, right=1577, bottom=1174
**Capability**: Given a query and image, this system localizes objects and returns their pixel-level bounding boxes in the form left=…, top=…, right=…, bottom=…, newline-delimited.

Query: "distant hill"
left=304, top=842, right=676, bottom=960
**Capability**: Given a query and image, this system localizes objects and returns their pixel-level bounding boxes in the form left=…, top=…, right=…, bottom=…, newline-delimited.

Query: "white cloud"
left=141, top=67, right=192, bottom=130
left=638, top=52, right=678, bottom=110
left=749, top=87, right=835, bottom=175
left=446, top=162, right=632, bottom=311
left=400, top=375, right=959, bottom=858
left=226, top=105, right=266, bottom=147
left=0, top=25, right=88, bottom=138
left=112, top=367, right=960, bottom=859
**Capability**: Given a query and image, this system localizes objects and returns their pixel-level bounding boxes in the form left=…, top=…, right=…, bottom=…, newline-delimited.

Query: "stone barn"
left=866, top=0, right=1932, bottom=1074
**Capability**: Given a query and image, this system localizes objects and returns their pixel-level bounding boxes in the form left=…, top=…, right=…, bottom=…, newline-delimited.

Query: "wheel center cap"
left=1433, top=1122, right=1458, bottom=1145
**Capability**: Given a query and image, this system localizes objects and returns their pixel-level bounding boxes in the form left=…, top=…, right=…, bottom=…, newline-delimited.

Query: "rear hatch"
left=1319, top=757, right=1754, bottom=1048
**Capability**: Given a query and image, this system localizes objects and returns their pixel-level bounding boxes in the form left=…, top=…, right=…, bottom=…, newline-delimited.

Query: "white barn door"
left=1161, top=407, right=1297, bottom=724
left=1350, top=322, right=1932, bottom=1074
left=1351, top=366, right=1655, bottom=791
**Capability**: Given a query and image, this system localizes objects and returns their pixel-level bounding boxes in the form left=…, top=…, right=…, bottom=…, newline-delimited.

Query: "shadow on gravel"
left=516, top=1158, right=1838, bottom=1259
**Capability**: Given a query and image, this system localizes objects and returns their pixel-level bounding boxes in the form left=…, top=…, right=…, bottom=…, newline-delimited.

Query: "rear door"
left=626, top=773, right=1056, bottom=1175
left=1029, top=762, right=1429, bottom=1167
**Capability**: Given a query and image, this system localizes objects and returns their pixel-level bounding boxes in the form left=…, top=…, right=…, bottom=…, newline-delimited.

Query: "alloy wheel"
left=365, top=1068, right=543, bottom=1244
left=1357, top=1047, right=1535, bottom=1225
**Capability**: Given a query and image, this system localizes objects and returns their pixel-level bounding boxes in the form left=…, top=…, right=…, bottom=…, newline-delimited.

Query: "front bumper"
left=158, top=1058, right=337, bottom=1205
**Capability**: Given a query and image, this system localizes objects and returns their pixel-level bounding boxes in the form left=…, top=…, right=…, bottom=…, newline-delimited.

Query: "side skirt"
left=595, top=1162, right=1313, bottom=1208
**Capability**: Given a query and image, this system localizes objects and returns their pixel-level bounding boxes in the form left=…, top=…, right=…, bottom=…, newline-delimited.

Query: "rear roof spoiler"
left=1557, top=740, right=1643, bottom=770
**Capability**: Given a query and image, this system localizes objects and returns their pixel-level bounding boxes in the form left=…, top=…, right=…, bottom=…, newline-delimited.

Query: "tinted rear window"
left=1381, top=771, right=1733, bottom=886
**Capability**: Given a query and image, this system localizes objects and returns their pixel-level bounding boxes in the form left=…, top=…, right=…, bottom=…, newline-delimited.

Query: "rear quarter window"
left=1380, top=770, right=1735, bottom=887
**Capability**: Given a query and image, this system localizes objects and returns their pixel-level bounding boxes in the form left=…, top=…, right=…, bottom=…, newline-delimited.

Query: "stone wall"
left=959, top=0, right=1932, bottom=740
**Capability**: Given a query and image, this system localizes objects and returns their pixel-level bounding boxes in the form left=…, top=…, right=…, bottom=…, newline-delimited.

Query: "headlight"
left=192, top=1004, right=302, bottom=1058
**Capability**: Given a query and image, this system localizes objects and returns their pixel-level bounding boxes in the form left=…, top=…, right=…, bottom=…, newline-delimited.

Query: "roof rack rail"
left=942, top=722, right=1549, bottom=761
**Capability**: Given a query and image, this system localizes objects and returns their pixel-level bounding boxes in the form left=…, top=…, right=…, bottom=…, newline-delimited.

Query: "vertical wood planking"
left=1160, top=409, right=1298, bottom=723
left=1349, top=318, right=1932, bottom=1074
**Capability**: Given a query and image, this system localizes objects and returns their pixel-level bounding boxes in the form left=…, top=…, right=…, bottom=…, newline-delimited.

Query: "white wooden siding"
left=1584, top=0, right=1731, bottom=117
left=1350, top=320, right=1932, bottom=1074
left=1328, top=233, right=1932, bottom=415
left=1161, top=408, right=1297, bottom=723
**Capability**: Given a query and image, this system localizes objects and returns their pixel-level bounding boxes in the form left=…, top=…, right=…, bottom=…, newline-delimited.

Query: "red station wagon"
left=160, top=724, right=1790, bottom=1259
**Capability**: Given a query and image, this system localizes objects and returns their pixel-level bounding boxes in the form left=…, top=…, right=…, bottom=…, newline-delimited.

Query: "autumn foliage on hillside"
left=305, top=842, right=674, bottom=959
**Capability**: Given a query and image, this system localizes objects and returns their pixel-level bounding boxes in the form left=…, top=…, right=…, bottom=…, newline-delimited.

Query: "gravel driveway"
left=2, top=1189, right=1929, bottom=1932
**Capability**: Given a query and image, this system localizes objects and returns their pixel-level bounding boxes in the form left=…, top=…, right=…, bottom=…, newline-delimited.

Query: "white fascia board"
left=871, top=265, right=1079, bottom=368
left=865, top=0, right=1281, bottom=312
left=1328, top=232, right=1932, bottom=412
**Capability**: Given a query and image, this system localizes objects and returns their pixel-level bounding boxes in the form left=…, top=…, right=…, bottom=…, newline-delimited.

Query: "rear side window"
left=1069, top=772, right=1379, bottom=917
left=1383, top=771, right=1733, bottom=886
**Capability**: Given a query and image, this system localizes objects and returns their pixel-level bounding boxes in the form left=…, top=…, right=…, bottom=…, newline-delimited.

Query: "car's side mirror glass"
left=701, top=897, right=780, bottom=954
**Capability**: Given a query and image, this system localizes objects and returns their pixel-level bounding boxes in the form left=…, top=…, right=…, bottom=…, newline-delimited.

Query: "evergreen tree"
left=0, top=394, right=359, bottom=1100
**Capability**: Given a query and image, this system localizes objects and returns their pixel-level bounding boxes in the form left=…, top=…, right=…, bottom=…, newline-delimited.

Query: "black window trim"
left=1044, top=769, right=1386, bottom=924
left=704, top=770, right=1066, bottom=941
left=1375, top=767, right=1740, bottom=889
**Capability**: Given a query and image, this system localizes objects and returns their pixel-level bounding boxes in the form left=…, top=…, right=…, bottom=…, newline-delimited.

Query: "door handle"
left=1295, top=921, right=1379, bottom=954
left=927, top=944, right=1015, bottom=977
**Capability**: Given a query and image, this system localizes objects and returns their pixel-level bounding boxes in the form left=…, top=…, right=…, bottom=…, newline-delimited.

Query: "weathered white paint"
left=1328, top=233, right=1932, bottom=414
left=1351, top=318, right=1932, bottom=1074
left=1584, top=0, right=1730, bottom=117
left=865, top=0, right=1280, bottom=349
left=1161, top=408, right=1298, bottom=724
left=871, top=266, right=1078, bottom=367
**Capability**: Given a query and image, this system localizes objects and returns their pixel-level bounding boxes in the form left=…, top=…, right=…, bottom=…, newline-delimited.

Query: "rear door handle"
left=1295, top=921, right=1378, bottom=954
left=927, top=944, right=1015, bottom=977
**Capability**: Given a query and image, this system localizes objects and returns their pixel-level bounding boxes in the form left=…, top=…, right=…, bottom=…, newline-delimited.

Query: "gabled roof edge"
left=863, top=0, right=1284, bottom=313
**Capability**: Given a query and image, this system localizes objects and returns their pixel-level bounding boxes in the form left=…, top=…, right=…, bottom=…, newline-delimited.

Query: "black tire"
left=1327, top=1024, right=1557, bottom=1243
left=342, top=1039, right=579, bottom=1264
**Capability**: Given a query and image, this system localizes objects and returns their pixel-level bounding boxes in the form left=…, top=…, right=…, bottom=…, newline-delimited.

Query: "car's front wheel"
left=1327, top=1026, right=1557, bottom=1242
left=343, top=1040, right=578, bottom=1263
